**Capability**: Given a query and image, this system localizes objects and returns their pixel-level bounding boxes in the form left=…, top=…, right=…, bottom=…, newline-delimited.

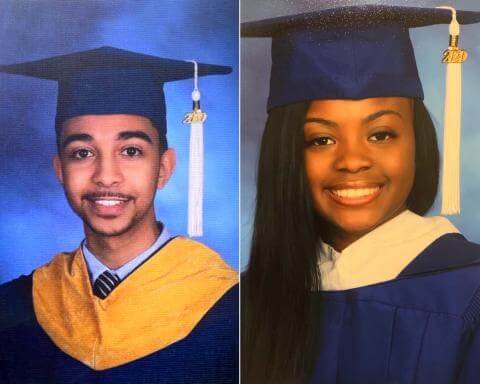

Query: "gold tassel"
left=437, top=6, right=468, bottom=215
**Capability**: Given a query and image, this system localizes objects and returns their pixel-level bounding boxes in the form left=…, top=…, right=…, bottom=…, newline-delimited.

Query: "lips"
left=93, top=199, right=128, bottom=206
left=83, top=193, right=133, bottom=217
left=331, top=187, right=380, bottom=198
left=327, top=183, right=383, bottom=206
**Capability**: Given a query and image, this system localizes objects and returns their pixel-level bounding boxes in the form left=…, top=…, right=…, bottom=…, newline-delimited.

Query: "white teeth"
left=331, top=187, right=380, bottom=198
left=95, top=200, right=124, bottom=206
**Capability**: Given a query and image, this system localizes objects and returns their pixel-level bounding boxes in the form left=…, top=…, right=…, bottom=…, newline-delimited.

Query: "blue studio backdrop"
left=0, top=0, right=238, bottom=283
left=241, top=0, right=480, bottom=270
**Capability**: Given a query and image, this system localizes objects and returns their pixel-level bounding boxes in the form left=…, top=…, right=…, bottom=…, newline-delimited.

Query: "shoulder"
left=165, top=236, right=237, bottom=272
left=0, top=274, right=35, bottom=331
left=324, top=234, right=480, bottom=318
left=151, top=236, right=238, bottom=314
left=206, top=283, right=239, bottom=321
left=0, top=249, right=80, bottom=332
left=389, top=234, right=480, bottom=318
left=167, top=236, right=220, bottom=256
left=192, top=283, right=238, bottom=335
left=185, top=283, right=239, bottom=350
left=33, top=249, right=79, bottom=277
left=161, top=239, right=239, bottom=335
left=400, top=233, right=480, bottom=277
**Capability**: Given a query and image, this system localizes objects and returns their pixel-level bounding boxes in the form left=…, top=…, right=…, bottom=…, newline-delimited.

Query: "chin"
left=83, top=216, right=138, bottom=237
left=329, top=210, right=388, bottom=238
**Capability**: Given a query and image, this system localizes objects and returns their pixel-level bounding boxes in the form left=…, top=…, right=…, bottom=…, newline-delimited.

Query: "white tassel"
left=441, top=62, right=462, bottom=214
left=437, top=6, right=467, bottom=215
left=188, top=120, right=204, bottom=236
left=183, top=61, right=207, bottom=237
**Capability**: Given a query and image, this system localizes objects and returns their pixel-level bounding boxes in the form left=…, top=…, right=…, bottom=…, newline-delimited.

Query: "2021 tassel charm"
left=437, top=6, right=467, bottom=215
left=183, top=60, right=207, bottom=237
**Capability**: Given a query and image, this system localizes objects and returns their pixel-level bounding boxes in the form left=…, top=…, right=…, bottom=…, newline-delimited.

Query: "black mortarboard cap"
left=0, top=46, right=232, bottom=136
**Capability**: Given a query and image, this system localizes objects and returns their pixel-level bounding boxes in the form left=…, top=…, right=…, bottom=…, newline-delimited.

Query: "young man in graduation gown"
left=0, top=47, right=238, bottom=383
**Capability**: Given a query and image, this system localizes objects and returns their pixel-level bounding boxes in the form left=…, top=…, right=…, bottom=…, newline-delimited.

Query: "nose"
left=333, top=140, right=372, bottom=173
left=92, top=153, right=123, bottom=187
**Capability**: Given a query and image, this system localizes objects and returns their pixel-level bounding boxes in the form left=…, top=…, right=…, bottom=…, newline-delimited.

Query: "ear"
left=53, top=155, right=64, bottom=184
left=157, top=148, right=176, bottom=189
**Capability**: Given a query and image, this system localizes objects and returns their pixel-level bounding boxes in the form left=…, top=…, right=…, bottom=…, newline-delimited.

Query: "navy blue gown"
left=0, top=278, right=238, bottom=384
left=310, top=233, right=480, bottom=383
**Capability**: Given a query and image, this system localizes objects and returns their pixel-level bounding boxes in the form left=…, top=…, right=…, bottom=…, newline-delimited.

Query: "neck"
left=322, top=206, right=408, bottom=252
left=322, top=226, right=361, bottom=252
left=84, top=213, right=160, bottom=270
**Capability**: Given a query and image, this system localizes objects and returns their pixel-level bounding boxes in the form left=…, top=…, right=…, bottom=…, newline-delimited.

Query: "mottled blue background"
left=0, top=0, right=238, bottom=283
left=241, top=0, right=480, bottom=270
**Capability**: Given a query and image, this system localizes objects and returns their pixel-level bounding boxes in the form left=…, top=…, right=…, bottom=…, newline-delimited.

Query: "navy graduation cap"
left=0, top=46, right=231, bottom=136
left=0, top=46, right=232, bottom=237
left=242, top=5, right=480, bottom=109
left=242, top=5, right=480, bottom=216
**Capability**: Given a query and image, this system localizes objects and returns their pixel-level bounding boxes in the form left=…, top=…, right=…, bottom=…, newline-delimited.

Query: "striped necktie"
left=93, top=270, right=121, bottom=299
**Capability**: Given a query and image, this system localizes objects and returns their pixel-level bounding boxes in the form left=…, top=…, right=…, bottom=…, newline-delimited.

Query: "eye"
left=306, top=136, right=336, bottom=147
left=368, top=131, right=396, bottom=142
left=122, top=146, right=143, bottom=157
left=71, top=148, right=93, bottom=159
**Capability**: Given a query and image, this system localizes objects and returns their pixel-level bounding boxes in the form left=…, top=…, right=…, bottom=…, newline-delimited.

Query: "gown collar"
left=32, top=237, right=238, bottom=370
left=317, top=210, right=459, bottom=291
left=82, top=223, right=171, bottom=284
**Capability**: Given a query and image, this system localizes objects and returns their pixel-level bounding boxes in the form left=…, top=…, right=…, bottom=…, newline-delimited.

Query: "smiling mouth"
left=327, top=185, right=383, bottom=206
left=84, top=192, right=132, bottom=203
left=83, top=193, right=133, bottom=216
left=93, top=199, right=128, bottom=206
left=331, top=187, right=381, bottom=198
left=88, top=198, right=129, bottom=207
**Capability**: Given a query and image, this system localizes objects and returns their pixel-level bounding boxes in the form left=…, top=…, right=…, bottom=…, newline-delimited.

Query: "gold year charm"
left=183, top=109, right=207, bottom=124
left=442, top=48, right=468, bottom=64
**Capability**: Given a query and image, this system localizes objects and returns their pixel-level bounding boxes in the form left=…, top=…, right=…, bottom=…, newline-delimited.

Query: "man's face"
left=54, top=114, right=175, bottom=237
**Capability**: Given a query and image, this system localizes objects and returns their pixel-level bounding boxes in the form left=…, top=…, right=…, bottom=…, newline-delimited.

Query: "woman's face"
left=304, top=97, right=415, bottom=249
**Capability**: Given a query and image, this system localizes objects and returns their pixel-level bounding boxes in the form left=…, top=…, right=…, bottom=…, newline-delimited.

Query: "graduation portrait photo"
left=241, top=0, right=480, bottom=383
left=0, top=1, right=238, bottom=383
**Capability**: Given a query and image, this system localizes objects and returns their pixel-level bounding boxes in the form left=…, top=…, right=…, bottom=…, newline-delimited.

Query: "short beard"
left=83, top=215, right=142, bottom=237
left=64, top=189, right=156, bottom=238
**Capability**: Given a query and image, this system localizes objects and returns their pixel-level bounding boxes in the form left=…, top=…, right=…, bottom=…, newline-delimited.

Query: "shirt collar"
left=317, top=210, right=460, bottom=291
left=82, top=223, right=171, bottom=284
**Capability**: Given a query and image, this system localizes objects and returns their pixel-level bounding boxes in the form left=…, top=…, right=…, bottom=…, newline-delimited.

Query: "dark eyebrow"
left=117, top=130, right=153, bottom=144
left=363, top=110, right=403, bottom=124
left=304, top=110, right=403, bottom=129
left=303, top=117, right=339, bottom=128
left=61, top=133, right=93, bottom=149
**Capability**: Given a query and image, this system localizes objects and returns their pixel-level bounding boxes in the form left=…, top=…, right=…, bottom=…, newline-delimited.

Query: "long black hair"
left=241, top=99, right=439, bottom=383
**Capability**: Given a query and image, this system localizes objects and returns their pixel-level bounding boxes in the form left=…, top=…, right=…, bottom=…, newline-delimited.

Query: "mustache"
left=82, top=191, right=134, bottom=200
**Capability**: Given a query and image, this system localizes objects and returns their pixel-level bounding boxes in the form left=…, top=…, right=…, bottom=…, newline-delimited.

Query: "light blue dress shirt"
left=82, top=224, right=171, bottom=285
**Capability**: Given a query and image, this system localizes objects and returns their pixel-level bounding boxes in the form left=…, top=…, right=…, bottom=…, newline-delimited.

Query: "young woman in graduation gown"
left=241, top=5, right=480, bottom=384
